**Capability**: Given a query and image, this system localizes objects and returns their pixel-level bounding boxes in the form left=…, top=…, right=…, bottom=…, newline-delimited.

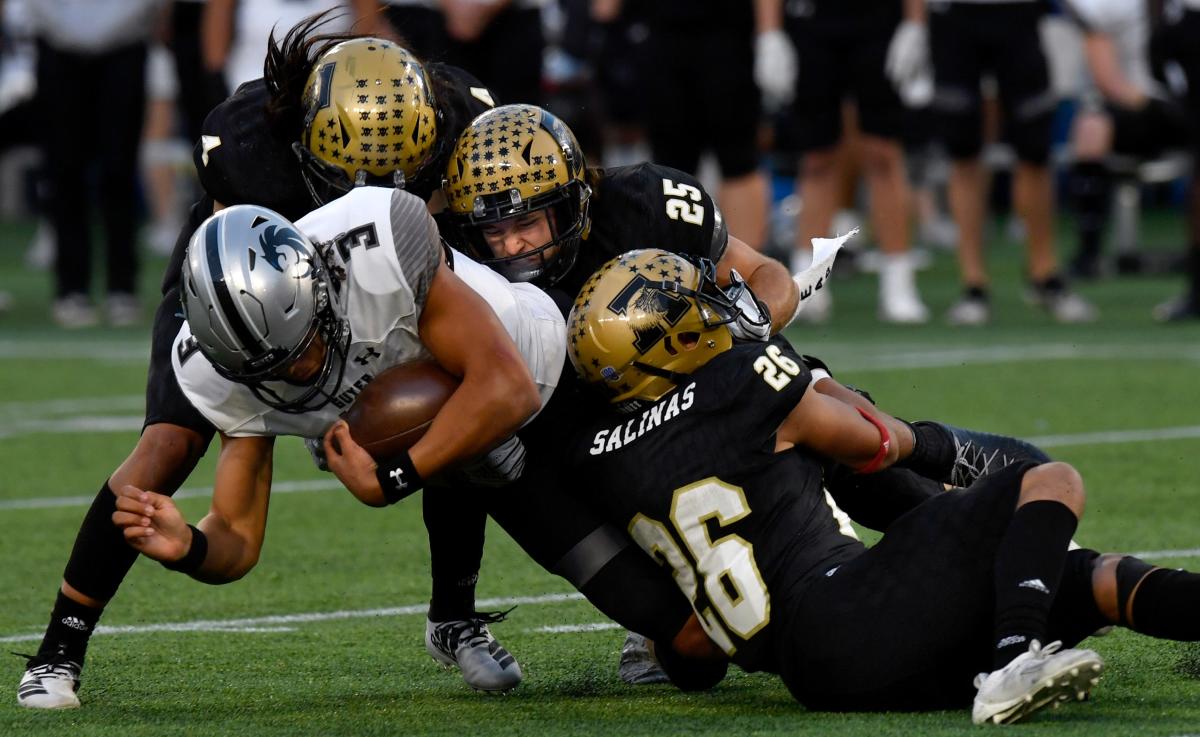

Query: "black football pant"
left=36, top=38, right=146, bottom=298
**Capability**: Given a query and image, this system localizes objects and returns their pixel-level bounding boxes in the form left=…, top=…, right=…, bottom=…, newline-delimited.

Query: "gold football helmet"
left=442, top=104, right=590, bottom=285
left=295, top=38, right=439, bottom=204
left=568, top=250, right=741, bottom=403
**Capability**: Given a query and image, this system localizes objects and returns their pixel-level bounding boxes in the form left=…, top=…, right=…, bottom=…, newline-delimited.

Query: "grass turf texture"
left=0, top=211, right=1198, bottom=735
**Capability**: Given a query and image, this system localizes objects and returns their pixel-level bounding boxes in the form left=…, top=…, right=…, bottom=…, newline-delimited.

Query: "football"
left=342, top=361, right=459, bottom=460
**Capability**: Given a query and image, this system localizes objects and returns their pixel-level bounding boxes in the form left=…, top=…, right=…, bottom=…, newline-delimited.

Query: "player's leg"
left=18, top=211, right=215, bottom=708
left=785, top=10, right=848, bottom=323
left=96, top=41, right=147, bottom=317
left=485, top=458, right=694, bottom=678
left=971, top=462, right=1103, bottom=725
left=996, top=5, right=1096, bottom=323
left=928, top=3, right=991, bottom=325
left=708, top=21, right=768, bottom=252
left=853, top=11, right=928, bottom=324
left=420, top=482, right=522, bottom=692
left=1068, top=108, right=1114, bottom=279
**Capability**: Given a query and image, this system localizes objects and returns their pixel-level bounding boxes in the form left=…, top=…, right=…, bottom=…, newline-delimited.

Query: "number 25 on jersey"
left=663, top=178, right=705, bottom=226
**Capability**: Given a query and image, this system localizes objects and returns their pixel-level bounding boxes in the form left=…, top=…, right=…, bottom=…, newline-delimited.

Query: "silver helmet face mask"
left=180, top=205, right=350, bottom=413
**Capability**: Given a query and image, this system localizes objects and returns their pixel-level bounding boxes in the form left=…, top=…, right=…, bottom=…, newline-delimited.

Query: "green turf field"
left=1, top=212, right=1198, bottom=735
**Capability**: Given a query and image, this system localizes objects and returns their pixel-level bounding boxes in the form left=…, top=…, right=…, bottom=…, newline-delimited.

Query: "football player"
left=567, top=249, right=1200, bottom=724
left=16, top=15, right=509, bottom=708
left=434, top=104, right=1053, bottom=682
left=101, top=189, right=562, bottom=697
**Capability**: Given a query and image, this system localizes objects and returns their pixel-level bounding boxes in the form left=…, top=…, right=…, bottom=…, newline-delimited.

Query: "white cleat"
left=971, top=640, right=1103, bottom=725
left=17, top=656, right=81, bottom=709
left=426, top=612, right=522, bottom=693
left=878, top=254, right=929, bottom=324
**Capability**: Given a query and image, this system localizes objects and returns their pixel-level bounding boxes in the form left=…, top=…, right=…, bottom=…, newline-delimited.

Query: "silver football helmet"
left=180, top=205, right=350, bottom=413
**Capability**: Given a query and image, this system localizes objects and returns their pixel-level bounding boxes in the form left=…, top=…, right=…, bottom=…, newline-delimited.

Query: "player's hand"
left=885, top=20, right=928, bottom=89
left=754, top=29, right=797, bottom=110
left=459, top=435, right=527, bottom=488
left=112, top=485, right=192, bottom=562
left=727, top=270, right=772, bottom=342
left=323, top=420, right=384, bottom=502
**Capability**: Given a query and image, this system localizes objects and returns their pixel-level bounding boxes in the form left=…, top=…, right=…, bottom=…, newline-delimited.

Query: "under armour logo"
left=1018, top=578, right=1050, bottom=594
left=355, top=347, right=381, bottom=366
left=388, top=467, right=408, bottom=490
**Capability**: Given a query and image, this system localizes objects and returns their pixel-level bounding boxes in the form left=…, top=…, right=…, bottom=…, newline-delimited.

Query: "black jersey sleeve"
left=409, top=63, right=498, bottom=200
left=193, top=79, right=313, bottom=221
left=591, top=162, right=729, bottom=264
left=704, top=336, right=813, bottom=453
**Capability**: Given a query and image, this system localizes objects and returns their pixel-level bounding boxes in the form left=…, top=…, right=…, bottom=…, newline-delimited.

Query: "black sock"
left=965, top=285, right=989, bottom=301
left=424, top=486, right=485, bottom=622
left=37, top=590, right=102, bottom=664
left=1127, top=565, right=1200, bottom=640
left=1071, top=161, right=1110, bottom=262
left=992, top=500, right=1079, bottom=669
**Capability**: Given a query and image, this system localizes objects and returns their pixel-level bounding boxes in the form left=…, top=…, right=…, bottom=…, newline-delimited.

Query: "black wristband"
left=161, top=524, right=208, bottom=574
left=376, top=451, right=424, bottom=505
left=897, top=420, right=957, bottom=483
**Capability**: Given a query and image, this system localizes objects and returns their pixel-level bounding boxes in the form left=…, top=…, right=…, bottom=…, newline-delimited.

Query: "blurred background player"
left=917, top=0, right=1096, bottom=325
left=1062, top=0, right=1191, bottom=281
left=1150, top=0, right=1200, bottom=322
left=27, top=0, right=162, bottom=327
left=766, top=0, right=929, bottom=324
left=633, top=0, right=770, bottom=259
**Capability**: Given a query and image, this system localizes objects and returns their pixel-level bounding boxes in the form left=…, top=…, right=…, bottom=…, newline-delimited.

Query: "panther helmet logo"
left=256, top=224, right=313, bottom=277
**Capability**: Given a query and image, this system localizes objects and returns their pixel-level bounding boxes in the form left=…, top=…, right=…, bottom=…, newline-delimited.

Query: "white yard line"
left=6, top=538, right=1200, bottom=644
left=1029, top=426, right=1200, bottom=448
left=0, top=592, right=585, bottom=644
left=0, top=479, right=343, bottom=511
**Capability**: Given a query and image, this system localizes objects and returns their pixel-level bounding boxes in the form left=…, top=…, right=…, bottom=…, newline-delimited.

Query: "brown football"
left=342, top=361, right=459, bottom=460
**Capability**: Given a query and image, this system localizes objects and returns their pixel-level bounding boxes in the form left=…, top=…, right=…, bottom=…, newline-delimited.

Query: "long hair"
left=262, top=10, right=413, bottom=140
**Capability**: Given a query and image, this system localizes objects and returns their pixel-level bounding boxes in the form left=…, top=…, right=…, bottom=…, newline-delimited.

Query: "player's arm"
left=775, top=389, right=914, bottom=473
left=714, top=236, right=797, bottom=335
left=113, top=433, right=275, bottom=583
left=1083, top=31, right=1147, bottom=109
left=324, top=255, right=541, bottom=506
left=409, top=257, right=540, bottom=476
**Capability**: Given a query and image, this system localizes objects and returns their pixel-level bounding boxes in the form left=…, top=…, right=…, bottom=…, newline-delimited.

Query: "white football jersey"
left=173, top=186, right=565, bottom=438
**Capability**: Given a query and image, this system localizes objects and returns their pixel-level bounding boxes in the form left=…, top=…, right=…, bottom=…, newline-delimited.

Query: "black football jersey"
left=571, top=337, right=864, bottom=674
left=556, top=162, right=729, bottom=299
left=193, top=64, right=495, bottom=216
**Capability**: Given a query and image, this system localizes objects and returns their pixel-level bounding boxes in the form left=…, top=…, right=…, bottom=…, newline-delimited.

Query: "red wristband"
left=855, top=407, right=891, bottom=474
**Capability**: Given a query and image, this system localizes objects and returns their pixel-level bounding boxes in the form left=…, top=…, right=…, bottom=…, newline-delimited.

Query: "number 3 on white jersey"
left=663, top=178, right=705, bottom=226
